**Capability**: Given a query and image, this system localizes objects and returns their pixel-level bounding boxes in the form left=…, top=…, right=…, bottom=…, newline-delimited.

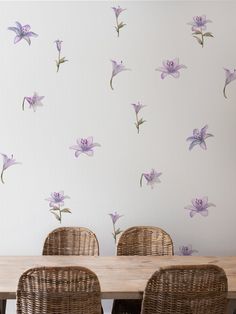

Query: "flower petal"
left=200, top=209, right=208, bottom=217
left=200, top=141, right=207, bottom=150
left=84, top=150, right=94, bottom=156
left=75, top=150, right=82, bottom=158
left=170, top=71, right=180, bottom=78
left=190, top=210, right=197, bottom=217
left=23, top=36, right=31, bottom=45
left=14, top=35, right=22, bottom=44
left=161, top=72, right=168, bottom=79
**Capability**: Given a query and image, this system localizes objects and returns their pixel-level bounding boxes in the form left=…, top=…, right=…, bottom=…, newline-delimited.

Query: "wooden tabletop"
left=0, top=255, right=236, bottom=300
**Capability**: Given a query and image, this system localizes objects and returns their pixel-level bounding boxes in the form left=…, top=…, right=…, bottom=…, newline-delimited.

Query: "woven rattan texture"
left=141, top=264, right=228, bottom=314
left=16, top=266, right=102, bottom=314
left=112, top=226, right=174, bottom=314
left=42, top=227, right=99, bottom=256
left=116, top=226, right=173, bottom=256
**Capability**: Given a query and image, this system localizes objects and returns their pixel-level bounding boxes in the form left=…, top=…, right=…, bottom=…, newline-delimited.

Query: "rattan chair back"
left=141, top=264, right=228, bottom=314
left=42, top=227, right=99, bottom=256
left=17, top=266, right=101, bottom=314
left=117, top=226, right=173, bottom=256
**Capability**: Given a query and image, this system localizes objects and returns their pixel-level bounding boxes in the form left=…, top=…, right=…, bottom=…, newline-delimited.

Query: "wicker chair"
left=42, top=227, right=99, bottom=256
left=141, top=265, right=228, bottom=314
left=112, top=226, right=174, bottom=314
left=17, top=266, right=102, bottom=314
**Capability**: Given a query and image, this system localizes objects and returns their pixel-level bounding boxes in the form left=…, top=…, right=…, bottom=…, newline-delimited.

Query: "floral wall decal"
left=109, top=211, right=123, bottom=244
left=187, top=15, right=213, bottom=48
left=22, top=93, right=44, bottom=111
left=8, top=21, right=38, bottom=45
left=110, top=60, right=129, bottom=90
left=55, top=40, right=68, bottom=72
left=1, top=154, right=21, bottom=184
left=155, top=58, right=187, bottom=79
left=45, top=191, right=71, bottom=223
left=185, top=196, right=215, bottom=217
left=131, top=102, right=146, bottom=134
left=140, top=169, right=162, bottom=189
left=111, top=5, right=126, bottom=37
left=70, top=136, right=101, bottom=157
left=223, top=68, right=236, bottom=99
left=186, top=125, right=213, bottom=151
left=177, top=244, right=198, bottom=256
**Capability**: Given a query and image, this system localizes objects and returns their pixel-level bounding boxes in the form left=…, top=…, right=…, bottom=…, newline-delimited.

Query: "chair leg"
left=0, top=300, right=6, bottom=314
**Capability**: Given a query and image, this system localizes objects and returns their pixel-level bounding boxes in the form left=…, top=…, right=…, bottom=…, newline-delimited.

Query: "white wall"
left=0, top=1, right=236, bottom=313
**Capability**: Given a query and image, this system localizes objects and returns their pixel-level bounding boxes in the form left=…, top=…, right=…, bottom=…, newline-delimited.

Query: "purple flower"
left=188, top=15, right=212, bottom=31
left=188, top=15, right=213, bottom=47
left=109, top=211, right=123, bottom=243
left=1, top=153, right=21, bottom=184
left=178, top=245, right=198, bottom=256
left=46, top=191, right=71, bottom=223
left=156, top=58, right=187, bottom=79
left=223, top=68, right=236, bottom=99
left=186, top=125, right=213, bottom=151
left=54, top=40, right=68, bottom=72
left=131, top=102, right=146, bottom=134
left=185, top=196, right=216, bottom=217
left=55, top=40, right=62, bottom=52
left=111, top=6, right=126, bottom=37
left=110, top=60, right=129, bottom=90
left=22, top=92, right=44, bottom=112
left=140, top=169, right=162, bottom=189
left=46, top=191, right=70, bottom=209
left=70, top=137, right=101, bottom=158
left=8, top=21, right=38, bottom=45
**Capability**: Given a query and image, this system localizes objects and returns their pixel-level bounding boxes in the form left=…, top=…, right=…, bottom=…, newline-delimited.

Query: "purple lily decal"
left=45, top=191, right=71, bottom=223
left=8, top=21, right=38, bottom=45
left=70, top=136, right=101, bottom=158
left=110, top=60, right=129, bottom=90
left=131, top=102, right=146, bottom=134
left=187, top=15, right=213, bottom=47
left=185, top=196, right=215, bottom=217
left=109, top=211, right=123, bottom=244
left=22, top=92, right=44, bottom=112
left=178, top=244, right=198, bottom=256
left=55, top=40, right=68, bottom=72
left=223, top=68, right=236, bottom=99
left=186, top=125, right=213, bottom=151
left=156, top=58, right=187, bottom=79
left=140, top=169, right=162, bottom=189
left=1, top=154, right=21, bottom=184
left=111, top=6, right=126, bottom=37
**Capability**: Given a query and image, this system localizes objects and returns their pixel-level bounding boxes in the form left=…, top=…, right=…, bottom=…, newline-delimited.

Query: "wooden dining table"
left=0, top=255, right=236, bottom=313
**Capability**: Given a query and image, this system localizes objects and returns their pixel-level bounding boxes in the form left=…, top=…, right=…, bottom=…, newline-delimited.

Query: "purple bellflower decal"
left=178, top=244, right=198, bottom=256
left=185, top=196, right=215, bottom=217
left=156, top=58, right=187, bottom=79
left=55, top=40, right=68, bottom=72
left=110, top=60, right=129, bottom=90
left=140, top=169, right=162, bottom=189
left=187, top=15, right=213, bottom=48
left=109, top=211, right=123, bottom=244
left=46, top=191, right=71, bottom=223
left=111, top=6, right=126, bottom=37
left=131, top=102, right=146, bottom=134
left=8, top=21, right=38, bottom=45
left=223, top=68, right=236, bottom=99
left=1, top=154, right=21, bottom=184
left=70, top=137, right=101, bottom=158
left=186, top=125, right=213, bottom=151
left=22, top=92, right=44, bottom=112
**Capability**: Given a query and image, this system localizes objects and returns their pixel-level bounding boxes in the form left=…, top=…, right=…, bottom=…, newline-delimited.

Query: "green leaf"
left=192, top=30, right=202, bottom=35
left=115, top=228, right=122, bottom=235
left=203, top=32, right=214, bottom=37
left=138, top=118, right=146, bottom=125
left=118, top=22, right=126, bottom=29
left=59, top=57, right=68, bottom=64
left=50, top=210, right=61, bottom=221
left=60, top=208, right=71, bottom=213
left=193, top=35, right=202, bottom=45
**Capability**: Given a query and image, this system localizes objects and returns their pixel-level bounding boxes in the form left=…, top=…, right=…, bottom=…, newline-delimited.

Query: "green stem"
left=1, top=170, right=4, bottom=184
left=223, top=85, right=227, bottom=99
left=135, top=113, right=140, bottom=134
left=201, top=31, right=204, bottom=48
left=57, top=51, right=61, bottom=72
left=59, top=210, right=62, bottom=223
left=140, top=173, right=144, bottom=187
left=113, top=222, right=117, bottom=243
left=116, top=17, right=119, bottom=37
left=22, top=97, right=25, bottom=111
left=110, top=77, right=114, bottom=90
